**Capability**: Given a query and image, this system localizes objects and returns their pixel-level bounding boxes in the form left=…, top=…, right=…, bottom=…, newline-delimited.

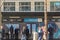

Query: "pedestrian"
left=10, top=25, right=14, bottom=39
left=21, top=27, right=26, bottom=40
left=2, top=27, right=5, bottom=39
left=41, top=26, right=46, bottom=40
left=21, top=26, right=29, bottom=40
left=48, top=26, right=54, bottom=40
left=38, top=26, right=43, bottom=40
left=25, top=26, right=29, bottom=40
left=15, top=28, right=19, bottom=40
left=5, top=26, right=9, bottom=39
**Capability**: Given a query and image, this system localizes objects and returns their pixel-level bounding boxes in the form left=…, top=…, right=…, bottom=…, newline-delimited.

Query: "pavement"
left=0, top=39, right=60, bottom=40
left=1, top=39, right=33, bottom=40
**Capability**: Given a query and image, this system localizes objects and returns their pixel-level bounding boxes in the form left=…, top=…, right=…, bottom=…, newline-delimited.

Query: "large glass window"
left=4, top=2, right=15, bottom=11
left=19, top=2, right=31, bottom=11
left=35, top=2, right=44, bottom=11
left=5, top=24, right=19, bottom=30
left=32, top=24, right=38, bottom=32
left=50, top=2, right=60, bottom=11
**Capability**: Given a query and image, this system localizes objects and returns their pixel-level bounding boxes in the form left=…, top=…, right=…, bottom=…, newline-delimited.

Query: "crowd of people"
left=2, top=24, right=57, bottom=40
left=38, top=26, right=54, bottom=40
left=38, top=24, right=57, bottom=40
left=2, top=25, right=30, bottom=40
left=2, top=25, right=20, bottom=40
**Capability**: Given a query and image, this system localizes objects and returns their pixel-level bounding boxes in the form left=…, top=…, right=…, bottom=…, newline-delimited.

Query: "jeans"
left=21, top=34, right=26, bottom=40
left=38, top=36, right=42, bottom=40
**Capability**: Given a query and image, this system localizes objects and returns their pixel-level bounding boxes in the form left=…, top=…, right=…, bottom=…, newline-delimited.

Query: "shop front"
left=2, top=16, right=43, bottom=40
left=24, top=18, right=42, bottom=40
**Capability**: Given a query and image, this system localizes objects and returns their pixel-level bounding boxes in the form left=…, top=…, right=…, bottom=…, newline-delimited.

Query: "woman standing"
left=41, top=26, right=46, bottom=40
left=38, top=26, right=43, bottom=40
left=21, top=26, right=26, bottom=40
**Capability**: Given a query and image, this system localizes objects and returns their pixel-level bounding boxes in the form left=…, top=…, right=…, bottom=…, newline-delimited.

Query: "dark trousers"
left=26, top=36, right=29, bottom=40
left=15, top=34, right=18, bottom=40
left=49, top=34, right=53, bottom=40
left=6, top=33, right=9, bottom=39
left=38, top=33, right=43, bottom=40
left=10, top=33, right=13, bottom=39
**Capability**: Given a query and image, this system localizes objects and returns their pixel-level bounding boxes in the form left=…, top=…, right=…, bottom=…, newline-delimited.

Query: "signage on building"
left=38, top=18, right=42, bottom=22
left=3, top=18, right=23, bottom=22
left=24, top=18, right=42, bottom=22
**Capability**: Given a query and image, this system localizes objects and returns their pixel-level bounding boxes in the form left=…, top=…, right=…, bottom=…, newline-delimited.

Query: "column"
left=44, top=0, right=48, bottom=40
left=1, top=0, right=3, bottom=12
left=15, top=1, right=19, bottom=12
left=31, top=0, right=34, bottom=12
left=0, top=0, right=3, bottom=29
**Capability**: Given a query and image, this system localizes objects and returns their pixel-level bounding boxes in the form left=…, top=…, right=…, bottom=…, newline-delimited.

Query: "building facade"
left=0, top=0, right=60, bottom=39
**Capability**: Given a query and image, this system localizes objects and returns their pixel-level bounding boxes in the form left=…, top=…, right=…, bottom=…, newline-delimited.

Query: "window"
left=50, top=2, right=60, bottom=11
left=57, top=19, right=60, bottom=22
left=19, top=2, right=31, bottom=11
left=4, top=2, right=15, bottom=11
left=32, top=24, right=37, bottom=32
left=35, top=2, right=44, bottom=11
left=5, top=24, right=19, bottom=30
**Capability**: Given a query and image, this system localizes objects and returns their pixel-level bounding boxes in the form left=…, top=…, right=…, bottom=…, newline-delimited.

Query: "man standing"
left=48, top=27, right=54, bottom=40
left=2, top=27, right=5, bottom=39
left=10, top=25, right=14, bottom=39
left=48, top=21, right=58, bottom=40
left=21, top=26, right=29, bottom=40
left=15, top=28, right=19, bottom=40
left=25, top=27, right=29, bottom=40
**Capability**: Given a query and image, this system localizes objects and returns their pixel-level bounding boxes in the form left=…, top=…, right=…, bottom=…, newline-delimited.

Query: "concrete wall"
left=1, top=0, right=60, bottom=12
left=0, top=1, right=46, bottom=12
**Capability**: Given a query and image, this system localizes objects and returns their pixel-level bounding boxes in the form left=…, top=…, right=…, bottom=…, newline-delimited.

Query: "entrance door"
left=32, top=24, right=37, bottom=33
left=26, top=23, right=38, bottom=40
left=26, top=23, right=38, bottom=34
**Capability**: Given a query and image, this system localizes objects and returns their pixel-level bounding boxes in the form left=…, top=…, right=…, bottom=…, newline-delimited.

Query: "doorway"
left=26, top=23, right=38, bottom=34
